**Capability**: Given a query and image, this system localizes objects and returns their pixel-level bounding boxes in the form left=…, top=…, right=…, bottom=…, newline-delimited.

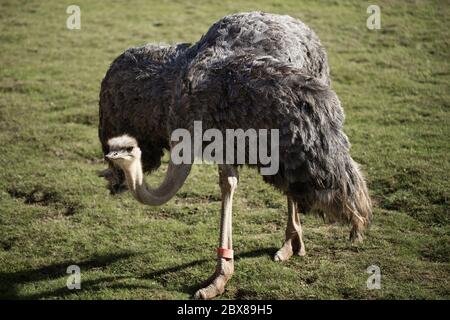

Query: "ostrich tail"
left=343, top=158, right=372, bottom=242
left=346, top=159, right=372, bottom=228
left=315, top=158, right=372, bottom=232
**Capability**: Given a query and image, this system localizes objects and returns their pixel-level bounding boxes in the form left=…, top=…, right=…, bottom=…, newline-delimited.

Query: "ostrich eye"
left=126, top=147, right=133, bottom=153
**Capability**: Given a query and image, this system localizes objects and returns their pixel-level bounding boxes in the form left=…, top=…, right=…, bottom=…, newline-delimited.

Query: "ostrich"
left=99, top=12, right=372, bottom=299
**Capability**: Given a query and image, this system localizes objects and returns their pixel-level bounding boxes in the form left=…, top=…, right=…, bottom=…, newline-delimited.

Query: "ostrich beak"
left=106, top=151, right=120, bottom=160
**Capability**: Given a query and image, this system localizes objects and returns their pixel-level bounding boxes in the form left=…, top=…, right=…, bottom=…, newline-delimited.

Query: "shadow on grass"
left=143, top=247, right=278, bottom=296
left=0, top=251, right=137, bottom=299
left=0, top=247, right=277, bottom=299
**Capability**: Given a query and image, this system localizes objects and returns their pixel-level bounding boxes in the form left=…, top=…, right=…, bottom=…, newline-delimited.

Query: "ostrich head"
left=104, top=134, right=192, bottom=206
left=106, top=135, right=141, bottom=170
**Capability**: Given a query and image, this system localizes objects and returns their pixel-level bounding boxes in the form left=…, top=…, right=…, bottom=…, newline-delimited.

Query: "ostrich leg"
left=274, top=196, right=306, bottom=261
left=194, top=165, right=238, bottom=299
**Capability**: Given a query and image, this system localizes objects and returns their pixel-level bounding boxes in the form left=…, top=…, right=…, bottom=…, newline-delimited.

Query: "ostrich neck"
left=123, top=160, right=151, bottom=204
left=122, top=156, right=192, bottom=206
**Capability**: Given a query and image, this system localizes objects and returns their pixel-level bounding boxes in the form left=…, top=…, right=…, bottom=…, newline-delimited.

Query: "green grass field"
left=0, top=0, right=448, bottom=299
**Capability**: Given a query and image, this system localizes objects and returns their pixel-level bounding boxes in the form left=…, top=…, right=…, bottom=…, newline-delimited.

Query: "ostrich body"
left=99, top=12, right=372, bottom=299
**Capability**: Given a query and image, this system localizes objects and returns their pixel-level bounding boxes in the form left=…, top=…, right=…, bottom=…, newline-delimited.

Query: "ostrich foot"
left=194, top=259, right=234, bottom=299
left=274, top=237, right=305, bottom=262
left=350, top=219, right=365, bottom=243
left=350, top=228, right=364, bottom=243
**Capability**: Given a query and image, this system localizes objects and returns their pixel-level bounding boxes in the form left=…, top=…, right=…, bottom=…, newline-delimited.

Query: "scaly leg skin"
left=194, top=165, right=238, bottom=299
left=274, top=196, right=306, bottom=261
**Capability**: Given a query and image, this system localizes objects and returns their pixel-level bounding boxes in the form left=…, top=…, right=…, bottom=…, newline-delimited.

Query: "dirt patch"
left=7, top=187, right=61, bottom=206
left=234, top=289, right=260, bottom=299
left=303, top=274, right=318, bottom=285
left=7, top=186, right=81, bottom=217
left=0, top=238, right=16, bottom=251
left=176, top=191, right=221, bottom=202
left=63, top=205, right=78, bottom=216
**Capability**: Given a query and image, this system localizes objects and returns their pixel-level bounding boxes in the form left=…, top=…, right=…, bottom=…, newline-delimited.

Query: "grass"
left=0, top=0, right=449, bottom=299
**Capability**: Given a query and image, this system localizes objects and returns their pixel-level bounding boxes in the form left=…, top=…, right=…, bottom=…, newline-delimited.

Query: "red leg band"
left=217, top=247, right=233, bottom=260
